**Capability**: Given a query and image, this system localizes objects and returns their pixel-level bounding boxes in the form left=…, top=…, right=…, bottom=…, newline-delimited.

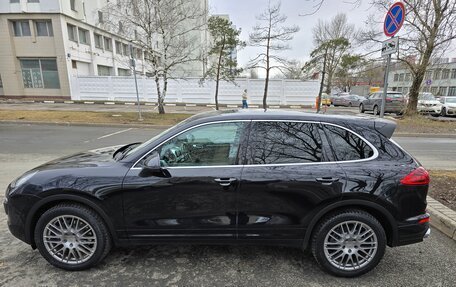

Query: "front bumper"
left=418, top=106, right=442, bottom=114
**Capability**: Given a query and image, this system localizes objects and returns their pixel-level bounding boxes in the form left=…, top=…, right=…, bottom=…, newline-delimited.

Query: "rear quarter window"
left=322, top=125, right=374, bottom=161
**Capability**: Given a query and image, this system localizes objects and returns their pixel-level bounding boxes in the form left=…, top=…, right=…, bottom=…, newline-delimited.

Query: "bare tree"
left=360, top=0, right=456, bottom=115
left=248, top=1, right=299, bottom=109
left=203, top=16, right=244, bottom=110
left=312, top=13, right=356, bottom=94
left=102, top=0, right=208, bottom=114
left=282, top=59, right=305, bottom=79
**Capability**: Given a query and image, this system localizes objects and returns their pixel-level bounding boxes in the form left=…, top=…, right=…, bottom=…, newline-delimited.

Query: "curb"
left=427, top=196, right=456, bottom=241
left=0, top=120, right=171, bottom=129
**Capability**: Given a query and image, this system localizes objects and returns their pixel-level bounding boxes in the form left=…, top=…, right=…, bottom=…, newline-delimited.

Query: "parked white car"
left=416, top=93, right=442, bottom=116
left=440, top=96, right=456, bottom=116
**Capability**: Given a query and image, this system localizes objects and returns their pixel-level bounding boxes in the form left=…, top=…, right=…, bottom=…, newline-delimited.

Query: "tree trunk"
left=154, top=76, right=165, bottom=114
left=324, top=70, right=333, bottom=94
left=317, top=51, right=328, bottom=113
left=215, top=44, right=224, bottom=111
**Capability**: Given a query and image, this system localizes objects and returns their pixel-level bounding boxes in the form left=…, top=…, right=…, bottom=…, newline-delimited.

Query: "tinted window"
left=323, top=125, right=374, bottom=161
left=158, top=122, right=244, bottom=167
left=247, top=122, right=322, bottom=164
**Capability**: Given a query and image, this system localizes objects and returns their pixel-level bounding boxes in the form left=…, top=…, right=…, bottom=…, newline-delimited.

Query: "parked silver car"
left=333, top=94, right=365, bottom=107
left=440, top=97, right=456, bottom=116
left=415, top=93, right=442, bottom=116
left=359, top=91, right=406, bottom=115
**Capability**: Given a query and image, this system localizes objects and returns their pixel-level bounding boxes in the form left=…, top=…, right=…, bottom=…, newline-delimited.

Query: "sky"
left=209, top=0, right=380, bottom=69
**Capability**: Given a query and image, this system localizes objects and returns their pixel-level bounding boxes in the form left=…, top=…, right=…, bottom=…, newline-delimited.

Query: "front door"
left=122, top=121, right=248, bottom=241
left=237, top=121, right=345, bottom=243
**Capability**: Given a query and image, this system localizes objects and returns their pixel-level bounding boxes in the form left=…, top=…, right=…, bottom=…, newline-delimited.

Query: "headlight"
left=8, top=171, right=37, bottom=195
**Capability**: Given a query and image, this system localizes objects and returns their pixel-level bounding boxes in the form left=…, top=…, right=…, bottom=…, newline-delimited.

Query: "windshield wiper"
left=113, top=142, right=141, bottom=161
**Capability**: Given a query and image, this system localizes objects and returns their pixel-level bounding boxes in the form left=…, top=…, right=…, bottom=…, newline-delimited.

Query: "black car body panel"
left=4, top=110, right=429, bottom=251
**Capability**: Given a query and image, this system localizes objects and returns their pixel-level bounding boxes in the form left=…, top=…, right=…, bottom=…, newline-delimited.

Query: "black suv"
left=4, top=110, right=430, bottom=277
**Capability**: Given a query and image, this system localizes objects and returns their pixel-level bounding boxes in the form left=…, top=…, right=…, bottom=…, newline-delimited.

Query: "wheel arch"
left=25, top=194, right=119, bottom=248
left=302, top=199, right=398, bottom=250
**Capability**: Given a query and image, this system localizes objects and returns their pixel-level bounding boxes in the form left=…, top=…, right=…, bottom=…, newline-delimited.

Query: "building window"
left=67, top=24, right=77, bottom=42
left=118, top=21, right=123, bottom=33
left=399, top=73, right=404, bottom=81
left=27, top=0, right=40, bottom=2
left=98, top=65, right=112, bottom=76
left=70, top=0, right=77, bottom=11
left=104, top=37, right=112, bottom=51
left=393, top=74, right=399, bottom=81
left=442, top=69, right=450, bottom=79
left=35, top=20, right=53, bottom=36
left=422, top=86, right=430, bottom=93
left=10, top=0, right=20, bottom=3
left=118, top=68, right=131, bottom=76
left=94, top=33, right=103, bottom=48
left=72, top=60, right=77, bottom=69
left=0, top=74, right=3, bottom=88
left=438, top=87, right=447, bottom=97
left=136, top=49, right=142, bottom=59
left=451, top=69, right=456, bottom=79
left=115, top=41, right=122, bottom=54
left=449, top=87, right=456, bottom=96
left=123, top=43, right=129, bottom=56
left=397, top=87, right=403, bottom=92
left=12, top=20, right=31, bottom=37
left=434, top=69, right=441, bottom=80
left=78, top=28, right=89, bottom=45
left=430, top=86, right=438, bottom=95
left=405, top=73, right=411, bottom=81
left=98, top=11, right=104, bottom=23
left=425, top=70, right=432, bottom=80
left=20, top=58, right=60, bottom=89
left=403, top=87, right=409, bottom=94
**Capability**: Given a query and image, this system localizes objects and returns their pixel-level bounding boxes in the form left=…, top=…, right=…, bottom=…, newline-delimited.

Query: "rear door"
left=237, top=121, right=346, bottom=243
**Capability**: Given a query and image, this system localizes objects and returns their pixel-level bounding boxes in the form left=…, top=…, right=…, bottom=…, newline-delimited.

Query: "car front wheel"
left=441, top=107, right=446, bottom=117
left=311, top=210, right=386, bottom=277
left=34, top=203, right=112, bottom=270
left=359, top=104, right=365, bottom=113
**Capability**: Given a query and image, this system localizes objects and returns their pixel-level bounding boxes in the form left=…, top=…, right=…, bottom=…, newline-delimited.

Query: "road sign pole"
left=130, top=43, right=143, bottom=121
left=380, top=53, right=391, bottom=118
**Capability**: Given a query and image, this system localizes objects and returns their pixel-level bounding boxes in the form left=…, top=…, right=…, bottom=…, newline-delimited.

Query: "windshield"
left=419, top=93, right=435, bottom=101
left=121, top=116, right=195, bottom=158
left=447, top=98, right=456, bottom=103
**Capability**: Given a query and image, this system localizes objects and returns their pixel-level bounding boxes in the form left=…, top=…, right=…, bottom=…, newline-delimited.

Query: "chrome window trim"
left=130, top=119, right=379, bottom=170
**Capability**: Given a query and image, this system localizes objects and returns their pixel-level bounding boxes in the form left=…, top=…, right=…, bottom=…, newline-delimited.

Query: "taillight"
left=400, top=167, right=430, bottom=185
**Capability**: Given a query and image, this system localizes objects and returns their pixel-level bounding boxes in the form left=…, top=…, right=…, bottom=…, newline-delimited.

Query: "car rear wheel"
left=348, top=102, right=352, bottom=107
left=359, top=104, right=365, bottom=113
left=311, top=210, right=386, bottom=277
left=34, top=203, right=111, bottom=270
left=373, top=105, right=379, bottom=115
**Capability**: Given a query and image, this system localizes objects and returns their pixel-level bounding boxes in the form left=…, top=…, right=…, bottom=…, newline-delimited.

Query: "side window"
left=157, top=122, right=245, bottom=167
left=323, top=125, right=374, bottom=161
left=247, top=122, right=322, bottom=164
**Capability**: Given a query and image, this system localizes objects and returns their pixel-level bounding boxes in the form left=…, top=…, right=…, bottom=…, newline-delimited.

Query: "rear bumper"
left=394, top=213, right=430, bottom=247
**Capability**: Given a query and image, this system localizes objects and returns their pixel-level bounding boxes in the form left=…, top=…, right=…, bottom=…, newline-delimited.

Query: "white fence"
left=70, top=76, right=320, bottom=106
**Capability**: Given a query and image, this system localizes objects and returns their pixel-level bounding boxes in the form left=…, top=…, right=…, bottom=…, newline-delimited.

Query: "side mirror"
left=139, top=151, right=170, bottom=178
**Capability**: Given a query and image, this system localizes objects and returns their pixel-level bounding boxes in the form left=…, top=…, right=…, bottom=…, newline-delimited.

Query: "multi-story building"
left=0, top=0, right=210, bottom=99
left=388, top=60, right=456, bottom=97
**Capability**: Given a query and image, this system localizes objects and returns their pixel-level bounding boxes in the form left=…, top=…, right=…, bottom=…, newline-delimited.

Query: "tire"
left=34, top=203, right=112, bottom=271
left=373, top=105, right=379, bottom=115
left=348, top=102, right=352, bottom=107
left=441, top=107, right=446, bottom=117
left=311, top=209, right=386, bottom=277
left=359, top=104, right=365, bottom=113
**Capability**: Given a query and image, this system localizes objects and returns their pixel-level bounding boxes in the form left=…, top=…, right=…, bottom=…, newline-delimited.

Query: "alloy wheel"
left=323, top=220, right=378, bottom=271
left=43, top=215, right=97, bottom=264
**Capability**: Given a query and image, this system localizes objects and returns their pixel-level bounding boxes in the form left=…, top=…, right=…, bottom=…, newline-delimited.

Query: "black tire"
left=311, top=209, right=386, bottom=277
left=34, top=203, right=112, bottom=271
left=373, top=105, right=379, bottom=115
left=441, top=107, right=446, bottom=117
left=359, top=104, right=365, bottom=113
left=348, top=102, right=352, bottom=107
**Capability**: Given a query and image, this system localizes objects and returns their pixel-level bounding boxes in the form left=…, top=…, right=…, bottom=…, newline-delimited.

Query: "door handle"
left=214, top=178, right=237, bottom=187
left=316, top=177, right=340, bottom=185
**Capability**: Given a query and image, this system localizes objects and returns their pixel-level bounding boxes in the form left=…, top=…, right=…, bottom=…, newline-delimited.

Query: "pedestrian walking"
left=242, top=89, right=249, bottom=109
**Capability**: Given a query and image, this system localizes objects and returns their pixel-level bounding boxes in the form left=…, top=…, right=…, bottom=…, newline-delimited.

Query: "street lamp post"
left=129, top=43, right=143, bottom=121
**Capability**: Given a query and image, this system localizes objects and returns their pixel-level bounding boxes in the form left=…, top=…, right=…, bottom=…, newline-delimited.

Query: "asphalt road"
left=1, top=123, right=456, bottom=287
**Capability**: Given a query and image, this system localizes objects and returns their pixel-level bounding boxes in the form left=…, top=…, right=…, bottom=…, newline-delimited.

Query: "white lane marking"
left=97, top=128, right=134, bottom=140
